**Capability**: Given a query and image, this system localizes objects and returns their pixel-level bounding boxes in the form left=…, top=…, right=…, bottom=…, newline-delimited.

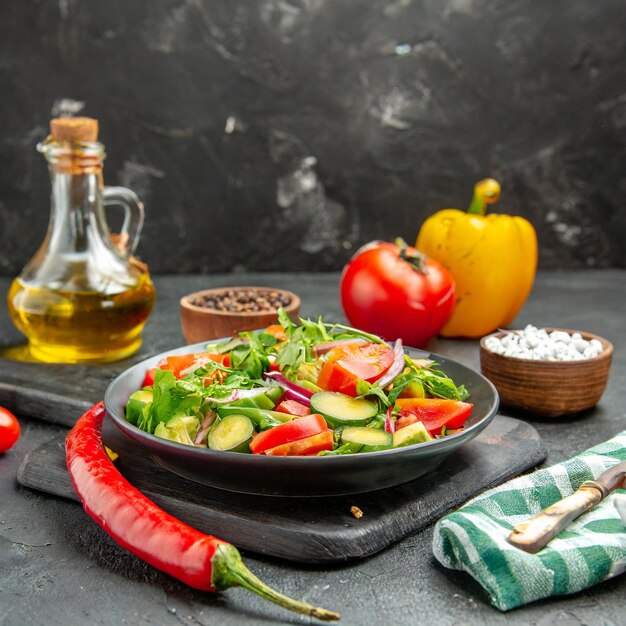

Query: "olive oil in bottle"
left=7, top=117, right=155, bottom=363
left=8, top=274, right=154, bottom=363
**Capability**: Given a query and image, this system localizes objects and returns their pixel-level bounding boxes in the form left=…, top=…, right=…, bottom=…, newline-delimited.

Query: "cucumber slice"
left=208, top=414, right=255, bottom=453
left=154, top=415, right=198, bottom=446
left=126, top=389, right=153, bottom=426
left=341, top=427, right=392, bottom=452
left=392, top=421, right=433, bottom=448
left=398, top=380, right=425, bottom=399
left=310, top=392, right=378, bottom=428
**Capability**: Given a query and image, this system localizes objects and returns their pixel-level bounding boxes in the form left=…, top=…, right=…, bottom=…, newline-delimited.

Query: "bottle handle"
left=102, top=186, right=145, bottom=257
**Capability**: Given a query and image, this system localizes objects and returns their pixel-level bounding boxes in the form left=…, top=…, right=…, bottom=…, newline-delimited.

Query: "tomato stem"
left=212, top=544, right=340, bottom=621
left=394, top=237, right=425, bottom=273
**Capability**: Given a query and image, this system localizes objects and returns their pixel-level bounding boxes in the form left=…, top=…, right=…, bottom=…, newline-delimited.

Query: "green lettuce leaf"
left=138, top=369, right=201, bottom=434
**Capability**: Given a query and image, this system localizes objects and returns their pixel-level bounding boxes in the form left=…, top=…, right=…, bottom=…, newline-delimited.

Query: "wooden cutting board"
left=17, top=413, right=545, bottom=564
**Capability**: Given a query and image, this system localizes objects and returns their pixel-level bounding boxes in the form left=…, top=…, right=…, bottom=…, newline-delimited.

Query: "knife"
left=508, top=460, right=626, bottom=554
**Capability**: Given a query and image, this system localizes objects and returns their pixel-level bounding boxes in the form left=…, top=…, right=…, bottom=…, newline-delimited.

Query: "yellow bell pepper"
left=416, top=179, right=537, bottom=338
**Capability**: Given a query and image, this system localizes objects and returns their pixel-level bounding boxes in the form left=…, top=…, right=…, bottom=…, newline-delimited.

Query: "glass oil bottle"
left=7, top=117, right=155, bottom=363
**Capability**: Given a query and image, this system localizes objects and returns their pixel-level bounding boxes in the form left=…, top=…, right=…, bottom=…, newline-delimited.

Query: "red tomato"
left=394, top=398, right=472, bottom=435
left=142, top=368, right=157, bottom=388
left=275, top=400, right=311, bottom=417
left=317, top=342, right=394, bottom=396
left=0, top=407, right=21, bottom=453
left=340, top=239, right=455, bottom=348
left=264, top=430, right=333, bottom=456
left=249, top=414, right=327, bottom=454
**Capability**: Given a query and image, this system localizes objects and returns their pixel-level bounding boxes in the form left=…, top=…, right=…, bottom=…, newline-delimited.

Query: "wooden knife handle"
left=508, top=485, right=603, bottom=554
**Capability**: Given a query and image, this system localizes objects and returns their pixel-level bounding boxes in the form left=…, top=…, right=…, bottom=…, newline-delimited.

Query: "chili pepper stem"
left=213, top=544, right=340, bottom=622
left=467, top=178, right=501, bottom=215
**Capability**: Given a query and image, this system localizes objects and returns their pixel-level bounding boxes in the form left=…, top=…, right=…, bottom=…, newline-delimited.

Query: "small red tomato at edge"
left=340, top=238, right=455, bottom=348
left=0, top=407, right=21, bottom=453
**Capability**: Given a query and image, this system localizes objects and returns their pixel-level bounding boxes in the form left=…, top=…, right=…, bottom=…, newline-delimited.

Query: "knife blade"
left=508, top=460, right=626, bottom=554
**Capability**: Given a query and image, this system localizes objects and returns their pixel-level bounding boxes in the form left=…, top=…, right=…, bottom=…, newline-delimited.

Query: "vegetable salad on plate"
left=125, top=310, right=472, bottom=456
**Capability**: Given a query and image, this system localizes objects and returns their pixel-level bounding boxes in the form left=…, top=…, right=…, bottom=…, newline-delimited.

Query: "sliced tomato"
left=249, top=414, right=327, bottom=454
left=275, top=400, right=311, bottom=417
left=317, top=342, right=395, bottom=396
left=142, top=368, right=157, bottom=388
left=264, top=430, right=333, bottom=456
left=394, top=398, right=473, bottom=435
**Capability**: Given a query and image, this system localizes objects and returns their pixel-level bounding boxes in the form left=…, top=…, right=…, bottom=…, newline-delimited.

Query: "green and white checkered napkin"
left=433, top=430, right=626, bottom=611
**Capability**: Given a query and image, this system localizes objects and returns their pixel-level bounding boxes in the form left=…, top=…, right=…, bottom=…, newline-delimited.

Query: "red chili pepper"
left=65, top=402, right=339, bottom=622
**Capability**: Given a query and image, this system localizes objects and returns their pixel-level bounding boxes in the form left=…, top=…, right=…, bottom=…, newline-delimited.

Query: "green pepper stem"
left=213, top=544, right=340, bottom=622
left=466, top=178, right=501, bottom=215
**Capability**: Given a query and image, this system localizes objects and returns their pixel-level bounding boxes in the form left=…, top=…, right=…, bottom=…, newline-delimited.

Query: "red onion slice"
left=263, top=371, right=314, bottom=399
left=376, top=339, right=405, bottom=389
left=194, top=409, right=217, bottom=445
left=384, top=405, right=396, bottom=435
left=283, top=388, right=311, bottom=407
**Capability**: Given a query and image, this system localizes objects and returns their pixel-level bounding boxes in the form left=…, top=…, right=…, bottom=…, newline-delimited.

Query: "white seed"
left=550, top=331, right=571, bottom=344
left=553, top=341, right=569, bottom=354
left=525, top=335, right=540, bottom=349
left=590, top=339, right=603, bottom=353
left=573, top=339, right=589, bottom=353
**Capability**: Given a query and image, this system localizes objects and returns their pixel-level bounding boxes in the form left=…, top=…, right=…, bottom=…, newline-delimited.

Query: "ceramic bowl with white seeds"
left=479, top=327, right=613, bottom=418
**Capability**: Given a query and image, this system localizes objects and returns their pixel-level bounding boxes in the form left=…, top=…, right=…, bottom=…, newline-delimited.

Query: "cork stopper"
left=50, top=117, right=99, bottom=143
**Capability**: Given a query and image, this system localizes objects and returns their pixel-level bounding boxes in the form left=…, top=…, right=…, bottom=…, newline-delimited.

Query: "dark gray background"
left=1, top=0, right=625, bottom=275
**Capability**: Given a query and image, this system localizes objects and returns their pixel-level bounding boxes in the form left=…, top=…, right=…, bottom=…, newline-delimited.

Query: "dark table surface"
left=1, top=271, right=625, bottom=626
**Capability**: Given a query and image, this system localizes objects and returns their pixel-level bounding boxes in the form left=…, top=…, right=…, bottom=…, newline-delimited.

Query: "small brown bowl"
left=180, top=286, right=301, bottom=344
left=479, top=328, right=613, bottom=418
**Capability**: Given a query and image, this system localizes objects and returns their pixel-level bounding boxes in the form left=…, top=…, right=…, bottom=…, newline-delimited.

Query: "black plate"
left=104, top=341, right=499, bottom=497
